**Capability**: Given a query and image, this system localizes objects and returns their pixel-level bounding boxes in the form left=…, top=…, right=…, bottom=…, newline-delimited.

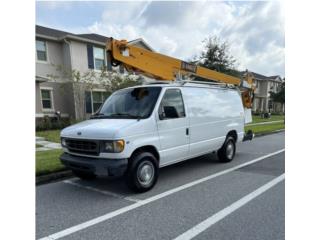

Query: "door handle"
left=186, top=128, right=189, bottom=135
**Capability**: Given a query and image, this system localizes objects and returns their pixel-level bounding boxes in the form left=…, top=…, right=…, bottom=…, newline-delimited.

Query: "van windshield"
left=92, top=87, right=162, bottom=119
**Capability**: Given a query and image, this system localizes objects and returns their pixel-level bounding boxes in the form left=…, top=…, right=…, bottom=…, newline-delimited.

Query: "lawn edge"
left=36, top=170, right=73, bottom=186
left=253, top=129, right=285, bottom=138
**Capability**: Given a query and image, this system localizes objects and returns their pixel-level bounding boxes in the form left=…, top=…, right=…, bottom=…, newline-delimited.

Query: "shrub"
left=36, top=116, right=71, bottom=131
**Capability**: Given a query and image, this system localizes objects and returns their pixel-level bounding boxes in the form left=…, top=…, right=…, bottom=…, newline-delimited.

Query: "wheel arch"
left=226, top=130, right=238, bottom=142
left=130, top=145, right=160, bottom=165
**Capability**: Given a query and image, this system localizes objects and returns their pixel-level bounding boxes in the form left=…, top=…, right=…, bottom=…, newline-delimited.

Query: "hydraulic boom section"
left=106, top=38, right=255, bottom=109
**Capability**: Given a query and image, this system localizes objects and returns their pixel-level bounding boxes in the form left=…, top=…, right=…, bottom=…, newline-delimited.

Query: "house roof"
left=128, top=38, right=155, bottom=52
left=36, top=25, right=153, bottom=51
left=36, top=25, right=70, bottom=38
left=241, top=71, right=283, bottom=82
left=36, top=25, right=110, bottom=45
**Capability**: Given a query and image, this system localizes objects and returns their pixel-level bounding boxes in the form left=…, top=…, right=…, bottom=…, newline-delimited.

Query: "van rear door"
left=156, top=88, right=189, bottom=166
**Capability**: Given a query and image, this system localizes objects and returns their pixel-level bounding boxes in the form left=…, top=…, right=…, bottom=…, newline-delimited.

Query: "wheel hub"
left=226, top=142, right=234, bottom=159
left=138, top=162, right=154, bottom=186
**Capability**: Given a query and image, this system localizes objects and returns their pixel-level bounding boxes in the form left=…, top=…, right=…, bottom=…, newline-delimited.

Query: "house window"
left=36, top=40, right=47, bottom=61
left=94, top=47, right=105, bottom=70
left=41, top=89, right=53, bottom=110
left=85, top=91, right=109, bottom=114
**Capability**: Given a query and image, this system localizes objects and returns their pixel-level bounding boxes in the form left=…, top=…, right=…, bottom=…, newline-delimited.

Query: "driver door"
left=156, top=88, right=189, bottom=166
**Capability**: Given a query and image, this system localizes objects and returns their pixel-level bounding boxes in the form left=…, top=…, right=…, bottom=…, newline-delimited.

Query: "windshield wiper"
left=109, top=113, right=141, bottom=119
left=90, top=113, right=105, bottom=119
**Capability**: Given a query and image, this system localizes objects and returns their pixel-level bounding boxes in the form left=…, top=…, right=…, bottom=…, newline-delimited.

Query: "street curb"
left=246, top=120, right=284, bottom=127
left=253, top=129, right=285, bottom=138
left=36, top=170, right=74, bottom=186
left=36, top=130, right=285, bottom=186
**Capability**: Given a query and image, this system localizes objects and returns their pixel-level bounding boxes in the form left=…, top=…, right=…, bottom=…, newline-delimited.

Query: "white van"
left=60, top=82, right=252, bottom=192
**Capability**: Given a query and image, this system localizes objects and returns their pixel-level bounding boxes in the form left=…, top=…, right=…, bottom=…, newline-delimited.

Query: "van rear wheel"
left=125, top=152, right=158, bottom=193
left=217, top=136, right=236, bottom=163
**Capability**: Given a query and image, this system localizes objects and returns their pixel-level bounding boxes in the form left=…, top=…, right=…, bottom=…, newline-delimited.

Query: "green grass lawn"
left=252, top=114, right=285, bottom=123
left=245, top=122, right=285, bottom=135
left=36, top=149, right=65, bottom=176
left=36, top=144, right=42, bottom=148
left=36, top=130, right=61, bottom=143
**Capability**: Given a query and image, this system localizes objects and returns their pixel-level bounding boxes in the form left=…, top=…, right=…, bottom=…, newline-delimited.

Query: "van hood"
left=61, top=119, right=138, bottom=140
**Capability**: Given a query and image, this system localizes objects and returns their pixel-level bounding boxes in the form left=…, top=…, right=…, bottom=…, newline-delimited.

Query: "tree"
left=269, top=81, right=285, bottom=104
left=195, top=36, right=240, bottom=78
left=47, top=65, right=142, bottom=120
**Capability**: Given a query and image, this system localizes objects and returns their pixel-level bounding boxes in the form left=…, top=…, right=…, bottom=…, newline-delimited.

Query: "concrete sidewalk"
left=36, top=136, right=61, bottom=151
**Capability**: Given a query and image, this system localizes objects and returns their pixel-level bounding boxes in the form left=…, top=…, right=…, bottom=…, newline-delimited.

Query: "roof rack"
left=143, top=79, right=237, bottom=89
left=179, top=80, right=237, bottom=89
left=144, top=80, right=174, bottom=85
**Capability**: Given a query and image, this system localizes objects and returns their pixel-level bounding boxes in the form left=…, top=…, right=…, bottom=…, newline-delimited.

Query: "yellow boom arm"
left=106, top=39, right=255, bottom=108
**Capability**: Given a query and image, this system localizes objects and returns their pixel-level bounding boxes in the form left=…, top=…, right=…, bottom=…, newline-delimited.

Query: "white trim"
left=36, top=75, right=50, bottom=83
left=65, top=34, right=106, bottom=46
left=40, top=87, right=55, bottom=112
left=36, top=113, right=69, bottom=118
left=36, top=60, right=49, bottom=64
left=35, top=33, right=107, bottom=46
left=128, top=38, right=155, bottom=52
left=91, top=88, right=106, bottom=92
left=38, top=149, right=285, bottom=240
left=90, top=90, right=94, bottom=114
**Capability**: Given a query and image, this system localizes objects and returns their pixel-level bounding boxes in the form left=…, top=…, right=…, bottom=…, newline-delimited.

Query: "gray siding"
left=36, top=40, right=65, bottom=79
left=36, top=39, right=76, bottom=119
left=62, top=42, right=72, bottom=72
left=36, top=82, right=76, bottom=118
left=35, top=83, right=42, bottom=113
left=70, top=40, right=89, bottom=73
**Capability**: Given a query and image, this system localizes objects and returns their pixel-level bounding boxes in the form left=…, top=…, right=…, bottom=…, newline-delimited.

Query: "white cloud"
left=84, top=1, right=284, bottom=77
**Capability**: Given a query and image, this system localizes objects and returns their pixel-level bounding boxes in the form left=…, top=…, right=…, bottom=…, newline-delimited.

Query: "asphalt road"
left=36, top=132, right=285, bottom=240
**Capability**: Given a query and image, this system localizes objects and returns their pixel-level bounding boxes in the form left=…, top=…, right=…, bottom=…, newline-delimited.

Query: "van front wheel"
left=218, top=136, right=236, bottom=163
left=126, top=152, right=158, bottom=192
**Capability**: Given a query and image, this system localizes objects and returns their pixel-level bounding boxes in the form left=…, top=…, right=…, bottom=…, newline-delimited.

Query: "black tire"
left=217, top=136, right=236, bottom=163
left=72, top=170, right=96, bottom=180
left=125, top=151, right=158, bottom=193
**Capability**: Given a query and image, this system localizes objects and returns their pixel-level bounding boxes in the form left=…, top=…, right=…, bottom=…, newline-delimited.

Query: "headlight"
left=61, top=138, right=66, bottom=147
left=103, top=140, right=125, bottom=153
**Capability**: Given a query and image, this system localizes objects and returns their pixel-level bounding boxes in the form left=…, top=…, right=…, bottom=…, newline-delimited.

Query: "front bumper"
left=60, top=152, right=128, bottom=177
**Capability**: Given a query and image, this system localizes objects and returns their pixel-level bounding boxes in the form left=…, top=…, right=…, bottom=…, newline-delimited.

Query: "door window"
left=159, top=89, right=185, bottom=120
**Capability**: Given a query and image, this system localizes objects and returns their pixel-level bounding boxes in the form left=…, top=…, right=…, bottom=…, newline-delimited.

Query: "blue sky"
left=36, top=1, right=284, bottom=77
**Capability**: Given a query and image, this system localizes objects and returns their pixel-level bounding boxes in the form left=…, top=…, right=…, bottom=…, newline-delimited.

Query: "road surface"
left=36, top=132, right=285, bottom=240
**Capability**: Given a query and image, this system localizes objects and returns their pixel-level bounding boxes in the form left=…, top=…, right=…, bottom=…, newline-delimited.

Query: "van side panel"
left=181, top=87, right=244, bottom=157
